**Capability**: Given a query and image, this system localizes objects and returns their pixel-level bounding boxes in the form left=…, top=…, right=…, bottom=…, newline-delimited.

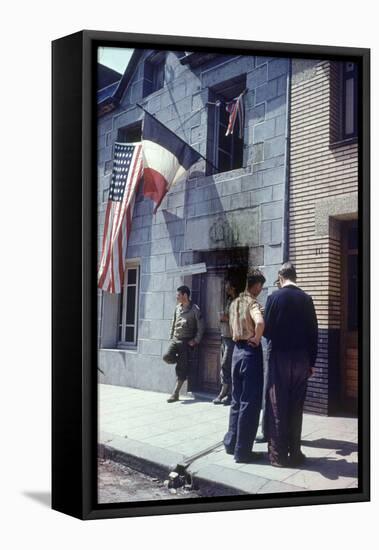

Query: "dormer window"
left=143, top=52, right=166, bottom=97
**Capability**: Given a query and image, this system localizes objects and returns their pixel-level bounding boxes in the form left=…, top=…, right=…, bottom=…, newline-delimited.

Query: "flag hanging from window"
left=142, top=111, right=202, bottom=213
left=98, top=143, right=143, bottom=294
left=225, top=92, right=245, bottom=139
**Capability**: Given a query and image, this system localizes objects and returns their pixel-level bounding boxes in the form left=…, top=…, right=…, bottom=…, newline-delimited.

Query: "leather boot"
left=213, top=384, right=230, bottom=404
left=167, top=379, right=184, bottom=403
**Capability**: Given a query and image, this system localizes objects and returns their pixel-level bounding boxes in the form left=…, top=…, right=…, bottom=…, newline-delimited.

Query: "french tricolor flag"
left=142, top=112, right=202, bottom=213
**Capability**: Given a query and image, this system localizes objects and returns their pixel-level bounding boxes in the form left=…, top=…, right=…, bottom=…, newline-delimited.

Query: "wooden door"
left=198, top=270, right=225, bottom=393
left=340, top=221, right=358, bottom=413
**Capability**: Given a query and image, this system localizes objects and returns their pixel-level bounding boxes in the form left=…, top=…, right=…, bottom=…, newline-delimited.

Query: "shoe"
left=270, top=460, right=288, bottom=468
left=213, top=384, right=230, bottom=404
left=289, top=452, right=306, bottom=467
left=213, top=396, right=223, bottom=404
left=234, top=451, right=263, bottom=463
left=167, top=379, right=185, bottom=403
left=255, top=435, right=267, bottom=443
left=221, top=395, right=232, bottom=406
left=167, top=394, right=179, bottom=403
left=270, top=456, right=289, bottom=468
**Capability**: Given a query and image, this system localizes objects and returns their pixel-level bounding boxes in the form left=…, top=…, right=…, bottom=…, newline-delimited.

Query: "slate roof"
left=97, top=50, right=143, bottom=116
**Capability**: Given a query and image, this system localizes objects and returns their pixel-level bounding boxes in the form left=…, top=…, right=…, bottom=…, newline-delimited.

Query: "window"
left=118, top=264, right=140, bottom=346
left=102, top=187, right=109, bottom=203
left=341, top=62, right=358, bottom=140
left=207, top=77, right=246, bottom=175
left=100, top=124, right=142, bottom=205
left=143, top=52, right=166, bottom=97
left=117, top=122, right=142, bottom=143
left=330, top=61, right=358, bottom=144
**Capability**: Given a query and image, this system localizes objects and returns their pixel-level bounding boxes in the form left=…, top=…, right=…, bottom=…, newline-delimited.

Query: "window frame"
left=206, top=77, right=246, bottom=175
left=117, top=261, right=140, bottom=349
left=117, top=122, right=142, bottom=143
left=143, top=52, right=166, bottom=97
left=151, top=58, right=165, bottom=93
left=101, top=124, right=142, bottom=206
left=341, top=61, right=358, bottom=141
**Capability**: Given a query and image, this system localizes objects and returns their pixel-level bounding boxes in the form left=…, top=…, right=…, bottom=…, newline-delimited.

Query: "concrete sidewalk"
left=98, top=383, right=358, bottom=498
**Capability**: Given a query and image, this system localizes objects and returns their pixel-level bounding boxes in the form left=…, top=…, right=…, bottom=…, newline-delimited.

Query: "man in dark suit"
left=264, top=262, right=318, bottom=467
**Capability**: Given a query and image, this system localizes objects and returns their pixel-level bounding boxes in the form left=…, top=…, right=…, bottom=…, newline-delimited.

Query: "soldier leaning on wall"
left=162, top=285, right=205, bottom=403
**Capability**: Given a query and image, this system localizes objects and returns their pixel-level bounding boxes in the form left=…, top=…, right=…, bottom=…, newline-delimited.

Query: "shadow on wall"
left=165, top=63, right=201, bottom=145
left=162, top=209, right=185, bottom=266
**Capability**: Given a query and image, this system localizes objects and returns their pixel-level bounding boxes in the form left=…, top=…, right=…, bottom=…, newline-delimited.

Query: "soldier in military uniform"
left=163, top=285, right=205, bottom=403
left=223, top=269, right=266, bottom=463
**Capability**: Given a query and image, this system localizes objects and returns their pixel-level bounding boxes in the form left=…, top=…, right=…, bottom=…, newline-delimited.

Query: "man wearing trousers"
left=163, top=285, right=204, bottom=403
left=256, top=278, right=280, bottom=443
left=223, top=269, right=265, bottom=463
left=264, top=262, right=318, bottom=467
left=213, top=279, right=238, bottom=405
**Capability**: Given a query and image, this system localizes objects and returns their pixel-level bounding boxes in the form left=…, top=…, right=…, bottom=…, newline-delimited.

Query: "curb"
left=187, top=463, right=305, bottom=495
left=99, top=431, right=184, bottom=480
left=98, top=431, right=278, bottom=497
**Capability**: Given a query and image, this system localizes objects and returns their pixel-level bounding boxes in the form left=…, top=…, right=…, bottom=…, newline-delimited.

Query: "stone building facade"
left=97, top=50, right=358, bottom=415
left=97, top=50, right=290, bottom=396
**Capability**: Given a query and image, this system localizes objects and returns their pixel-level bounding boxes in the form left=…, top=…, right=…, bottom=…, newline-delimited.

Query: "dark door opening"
left=340, top=220, right=358, bottom=415
left=191, top=248, right=248, bottom=393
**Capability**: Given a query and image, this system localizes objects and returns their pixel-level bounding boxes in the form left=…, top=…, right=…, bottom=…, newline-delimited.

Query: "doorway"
left=194, top=248, right=248, bottom=393
left=340, top=220, right=358, bottom=414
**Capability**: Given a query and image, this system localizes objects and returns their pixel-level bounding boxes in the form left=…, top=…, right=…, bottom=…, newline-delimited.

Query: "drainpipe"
left=282, top=58, right=292, bottom=262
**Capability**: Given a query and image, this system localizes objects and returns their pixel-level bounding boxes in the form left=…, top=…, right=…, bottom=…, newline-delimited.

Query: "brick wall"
left=289, top=59, right=358, bottom=414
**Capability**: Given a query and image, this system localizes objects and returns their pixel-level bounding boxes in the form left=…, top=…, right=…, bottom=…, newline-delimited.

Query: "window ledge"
left=99, top=346, right=138, bottom=353
left=202, top=165, right=249, bottom=182
left=141, top=86, right=164, bottom=102
left=330, top=136, right=358, bottom=149
left=117, top=344, right=138, bottom=352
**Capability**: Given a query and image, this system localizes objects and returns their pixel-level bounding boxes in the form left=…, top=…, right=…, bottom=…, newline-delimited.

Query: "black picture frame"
left=52, top=30, right=370, bottom=520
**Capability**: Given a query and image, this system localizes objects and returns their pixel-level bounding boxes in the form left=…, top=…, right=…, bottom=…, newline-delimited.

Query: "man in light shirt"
left=223, top=269, right=266, bottom=463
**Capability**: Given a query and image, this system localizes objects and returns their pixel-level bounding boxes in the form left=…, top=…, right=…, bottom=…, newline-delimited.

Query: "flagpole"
left=136, top=103, right=218, bottom=173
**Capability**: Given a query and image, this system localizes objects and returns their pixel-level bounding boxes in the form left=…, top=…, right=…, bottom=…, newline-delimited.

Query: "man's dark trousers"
left=163, top=338, right=192, bottom=381
left=259, top=342, right=270, bottom=440
left=223, top=342, right=263, bottom=460
left=220, top=336, right=234, bottom=386
left=266, top=349, right=310, bottom=463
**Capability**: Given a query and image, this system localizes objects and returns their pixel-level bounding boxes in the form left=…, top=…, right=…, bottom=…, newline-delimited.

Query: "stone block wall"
left=97, top=49, right=290, bottom=393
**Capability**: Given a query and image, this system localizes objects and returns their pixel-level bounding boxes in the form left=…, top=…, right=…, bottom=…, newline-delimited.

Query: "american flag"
left=98, top=142, right=143, bottom=293
left=225, top=92, right=245, bottom=139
